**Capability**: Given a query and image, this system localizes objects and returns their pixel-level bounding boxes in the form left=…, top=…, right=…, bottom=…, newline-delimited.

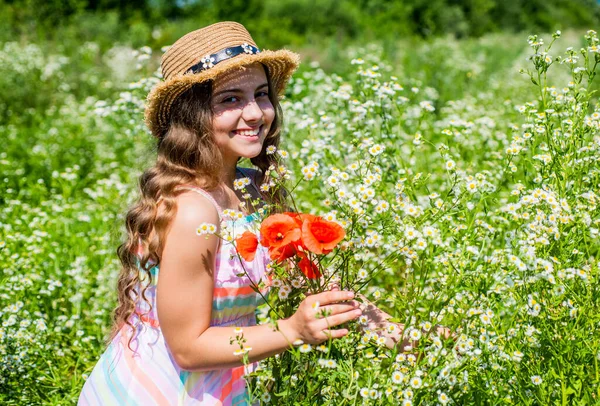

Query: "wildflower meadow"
left=1, top=28, right=600, bottom=405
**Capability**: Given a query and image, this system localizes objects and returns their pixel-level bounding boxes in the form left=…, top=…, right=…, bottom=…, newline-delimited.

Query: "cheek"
left=212, top=111, right=238, bottom=133
left=260, top=101, right=276, bottom=125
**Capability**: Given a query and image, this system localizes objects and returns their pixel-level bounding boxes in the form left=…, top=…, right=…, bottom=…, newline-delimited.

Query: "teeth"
left=235, top=127, right=260, bottom=136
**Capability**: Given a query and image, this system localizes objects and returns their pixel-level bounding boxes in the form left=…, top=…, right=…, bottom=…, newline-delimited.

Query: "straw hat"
left=145, top=21, right=300, bottom=137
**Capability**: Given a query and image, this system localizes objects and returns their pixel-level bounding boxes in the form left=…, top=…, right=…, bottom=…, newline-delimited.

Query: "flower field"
left=1, top=29, right=600, bottom=404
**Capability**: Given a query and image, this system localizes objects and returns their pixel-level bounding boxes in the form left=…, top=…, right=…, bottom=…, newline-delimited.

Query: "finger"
left=319, top=328, right=348, bottom=340
left=317, top=302, right=359, bottom=317
left=317, top=309, right=362, bottom=329
left=435, top=326, right=455, bottom=341
left=328, top=282, right=340, bottom=291
left=314, top=290, right=354, bottom=305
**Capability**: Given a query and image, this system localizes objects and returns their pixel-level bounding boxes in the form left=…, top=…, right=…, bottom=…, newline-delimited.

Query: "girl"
left=79, top=22, right=362, bottom=405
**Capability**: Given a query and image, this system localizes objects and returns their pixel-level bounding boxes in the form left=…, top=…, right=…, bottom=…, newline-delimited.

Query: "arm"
left=157, top=192, right=361, bottom=372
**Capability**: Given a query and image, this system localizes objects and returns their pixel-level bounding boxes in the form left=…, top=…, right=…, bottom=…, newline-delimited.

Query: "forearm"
left=175, top=318, right=298, bottom=371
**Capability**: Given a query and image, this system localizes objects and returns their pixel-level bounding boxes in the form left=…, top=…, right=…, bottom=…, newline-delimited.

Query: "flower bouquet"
left=236, top=212, right=346, bottom=286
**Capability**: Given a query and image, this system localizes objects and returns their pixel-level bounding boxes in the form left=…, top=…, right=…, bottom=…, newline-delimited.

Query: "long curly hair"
left=110, top=66, right=286, bottom=343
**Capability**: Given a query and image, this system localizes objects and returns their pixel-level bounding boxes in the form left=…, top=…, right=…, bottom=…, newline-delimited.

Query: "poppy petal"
left=298, top=255, right=321, bottom=279
left=301, top=217, right=345, bottom=255
left=269, top=243, right=297, bottom=262
left=260, top=213, right=302, bottom=249
left=235, top=231, right=259, bottom=262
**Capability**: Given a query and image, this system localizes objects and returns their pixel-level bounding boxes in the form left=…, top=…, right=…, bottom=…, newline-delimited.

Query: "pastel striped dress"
left=79, top=186, right=270, bottom=405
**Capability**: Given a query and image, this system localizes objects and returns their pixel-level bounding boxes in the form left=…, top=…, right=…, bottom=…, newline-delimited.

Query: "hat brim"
left=144, top=49, right=300, bottom=137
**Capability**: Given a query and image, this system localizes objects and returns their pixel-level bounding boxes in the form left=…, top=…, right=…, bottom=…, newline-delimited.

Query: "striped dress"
left=79, top=186, right=270, bottom=405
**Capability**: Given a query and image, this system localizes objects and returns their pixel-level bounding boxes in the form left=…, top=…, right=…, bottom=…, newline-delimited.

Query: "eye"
left=222, top=96, right=239, bottom=104
left=256, top=90, right=269, bottom=98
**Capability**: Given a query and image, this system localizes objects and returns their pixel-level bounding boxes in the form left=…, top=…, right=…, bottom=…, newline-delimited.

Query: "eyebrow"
left=213, top=82, right=269, bottom=99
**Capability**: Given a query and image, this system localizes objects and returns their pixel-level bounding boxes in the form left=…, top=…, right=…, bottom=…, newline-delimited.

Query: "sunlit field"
left=1, top=30, right=599, bottom=404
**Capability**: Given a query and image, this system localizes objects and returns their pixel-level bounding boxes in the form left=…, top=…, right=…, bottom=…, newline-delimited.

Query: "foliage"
left=1, top=26, right=600, bottom=405
left=1, top=0, right=599, bottom=47
left=240, top=29, right=600, bottom=405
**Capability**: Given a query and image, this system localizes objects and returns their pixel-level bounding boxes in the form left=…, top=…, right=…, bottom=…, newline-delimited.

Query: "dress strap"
left=236, top=167, right=261, bottom=196
left=176, top=186, right=223, bottom=219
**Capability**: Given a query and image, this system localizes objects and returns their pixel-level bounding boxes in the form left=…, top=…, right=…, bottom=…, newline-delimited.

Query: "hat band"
left=187, top=44, right=261, bottom=74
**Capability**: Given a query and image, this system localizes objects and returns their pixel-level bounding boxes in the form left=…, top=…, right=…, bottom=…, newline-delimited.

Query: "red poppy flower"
left=284, top=212, right=316, bottom=227
left=298, top=253, right=321, bottom=279
left=269, top=242, right=297, bottom=262
left=301, top=217, right=346, bottom=255
left=260, top=213, right=302, bottom=249
left=283, top=212, right=317, bottom=250
left=283, top=211, right=302, bottom=224
left=235, top=231, right=259, bottom=262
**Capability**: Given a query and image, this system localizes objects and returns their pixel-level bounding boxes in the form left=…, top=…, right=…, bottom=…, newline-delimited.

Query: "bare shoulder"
left=161, top=190, right=221, bottom=255
left=172, top=191, right=220, bottom=230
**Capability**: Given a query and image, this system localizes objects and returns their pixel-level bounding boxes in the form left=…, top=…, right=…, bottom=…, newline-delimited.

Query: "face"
left=211, top=63, right=275, bottom=166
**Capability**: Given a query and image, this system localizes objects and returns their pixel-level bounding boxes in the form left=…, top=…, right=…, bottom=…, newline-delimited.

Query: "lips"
left=233, top=125, right=262, bottom=140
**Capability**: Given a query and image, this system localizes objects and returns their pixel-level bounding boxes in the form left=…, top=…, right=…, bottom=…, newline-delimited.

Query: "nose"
left=242, top=98, right=263, bottom=124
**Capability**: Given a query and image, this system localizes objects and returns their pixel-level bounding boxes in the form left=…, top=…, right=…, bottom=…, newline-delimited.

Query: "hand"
left=286, top=290, right=361, bottom=345
left=356, top=294, right=402, bottom=349
left=358, top=294, right=455, bottom=350
left=357, top=294, right=393, bottom=330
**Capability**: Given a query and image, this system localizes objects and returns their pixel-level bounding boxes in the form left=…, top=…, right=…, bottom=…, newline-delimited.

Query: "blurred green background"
left=3, top=0, right=599, bottom=49
left=1, top=0, right=599, bottom=129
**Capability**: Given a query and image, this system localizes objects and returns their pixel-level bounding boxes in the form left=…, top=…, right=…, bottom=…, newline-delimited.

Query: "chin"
left=242, top=149, right=264, bottom=160
left=230, top=143, right=263, bottom=161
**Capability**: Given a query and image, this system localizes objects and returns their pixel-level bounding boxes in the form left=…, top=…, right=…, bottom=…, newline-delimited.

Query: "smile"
left=232, top=125, right=262, bottom=139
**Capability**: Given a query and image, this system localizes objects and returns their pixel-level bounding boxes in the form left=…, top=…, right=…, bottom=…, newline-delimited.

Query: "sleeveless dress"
left=79, top=185, right=270, bottom=405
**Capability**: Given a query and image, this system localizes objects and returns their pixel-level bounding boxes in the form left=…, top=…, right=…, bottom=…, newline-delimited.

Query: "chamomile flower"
left=408, top=329, right=422, bottom=341
left=233, top=177, right=251, bottom=190
left=409, top=376, right=422, bottom=388
left=233, top=346, right=252, bottom=356
left=438, top=392, right=450, bottom=404
left=278, top=285, right=291, bottom=300
left=414, top=238, right=427, bottom=250
left=301, top=161, right=320, bottom=180
left=405, top=227, right=420, bottom=240
left=392, top=370, right=404, bottom=384
left=531, top=375, right=543, bottom=385
left=369, top=144, right=385, bottom=156
left=375, top=200, right=390, bottom=213
left=318, top=358, right=338, bottom=368
left=196, top=223, right=217, bottom=235
left=369, top=389, right=380, bottom=399
left=299, top=344, right=312, bottom=353
left=327, top=175, right=339, bottom=187
left=480, top=313, right=492, bottom=325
